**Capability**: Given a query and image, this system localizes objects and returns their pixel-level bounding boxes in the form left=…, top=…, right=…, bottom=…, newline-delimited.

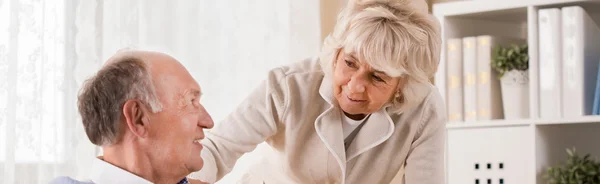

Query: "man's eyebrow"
left=190, top=89, right=202, bottom=98
left=181, top=88, right=202, bottom=99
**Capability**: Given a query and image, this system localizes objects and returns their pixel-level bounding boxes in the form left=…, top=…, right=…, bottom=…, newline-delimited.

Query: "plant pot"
left=500, top=70, right=530, bottom=120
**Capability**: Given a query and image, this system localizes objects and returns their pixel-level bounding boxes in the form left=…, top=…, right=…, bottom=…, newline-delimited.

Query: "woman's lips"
left=346, top=95, right=366, bottom=103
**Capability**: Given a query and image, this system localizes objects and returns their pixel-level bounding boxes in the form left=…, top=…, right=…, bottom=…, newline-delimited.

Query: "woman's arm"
left=403, top=90, right=447, bottom=184
left=187, top=179, right=209, bottom=184
left=188, top=68, right=290, bottom=183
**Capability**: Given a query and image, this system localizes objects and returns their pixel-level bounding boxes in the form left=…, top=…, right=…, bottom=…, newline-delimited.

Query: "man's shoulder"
left=49, top=176, right=94, bottom=184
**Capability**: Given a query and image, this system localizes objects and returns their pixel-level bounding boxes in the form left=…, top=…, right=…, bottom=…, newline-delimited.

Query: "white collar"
left=90, top=157, right=153, bottom=184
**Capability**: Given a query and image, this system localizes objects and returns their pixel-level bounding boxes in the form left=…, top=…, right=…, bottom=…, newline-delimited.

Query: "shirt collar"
left=318, top=73, right=335, bottom=105
left=90, top=157, right=153, bottom=184
left=90, top=157, right=190, bottom=184
left=177, top=178, right=190, bottom=184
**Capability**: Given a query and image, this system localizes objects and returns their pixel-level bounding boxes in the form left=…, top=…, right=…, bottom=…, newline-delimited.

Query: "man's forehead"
left=116, top=50, right=201, bottom=96
left=154, top=74, right=200, bottom=90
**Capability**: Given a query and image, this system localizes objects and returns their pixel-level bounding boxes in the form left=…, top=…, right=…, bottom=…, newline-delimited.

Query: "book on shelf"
left=463, top=37, right=477, bottom=122
left=447, top=38, right=464, bottom=122
left=538, top=8, right=563, bottom=119
left=476, top=35, right=525, bottom=121
left=561, top=6, right=600, bottom=117
left=593, top=63, right=600, bottom=115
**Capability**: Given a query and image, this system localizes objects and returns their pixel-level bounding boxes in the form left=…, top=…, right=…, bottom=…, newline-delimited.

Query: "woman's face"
left=332, top=50, right=400, bottom=119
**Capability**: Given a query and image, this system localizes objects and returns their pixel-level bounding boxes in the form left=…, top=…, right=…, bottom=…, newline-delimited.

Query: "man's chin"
left=188, top=159, right=204, bottom=172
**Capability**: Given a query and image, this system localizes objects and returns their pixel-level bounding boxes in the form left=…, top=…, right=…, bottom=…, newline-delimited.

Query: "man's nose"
left=198, top=105, right=215, bottom=129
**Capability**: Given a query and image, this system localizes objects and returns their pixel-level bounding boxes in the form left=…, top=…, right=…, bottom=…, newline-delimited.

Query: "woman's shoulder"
left=262, top=57, right=327, bottom=99
left=260, top=57, right=329, bottom=121
left=399, top=83, right=444, bottom=112
left=422, top=84, right=445, bottom=108
left=268, top=56, right=324, bottom=80
left=393, top=83, right=445, bottom=121
left=417, top=83, right=447, bottom=127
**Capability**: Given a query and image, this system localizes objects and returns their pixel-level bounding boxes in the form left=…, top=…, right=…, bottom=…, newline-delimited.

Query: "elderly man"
left=51, top=50, right=214, bottom=184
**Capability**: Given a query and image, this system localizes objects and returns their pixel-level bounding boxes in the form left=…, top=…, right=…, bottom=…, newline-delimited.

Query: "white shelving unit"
left=433, top=0, right=600, bottom=184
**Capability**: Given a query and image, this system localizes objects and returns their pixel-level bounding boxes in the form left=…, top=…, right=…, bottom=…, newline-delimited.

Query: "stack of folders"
left=538, top=6, right=600, bottom=118
left=446, top=36, right=525, bottom=122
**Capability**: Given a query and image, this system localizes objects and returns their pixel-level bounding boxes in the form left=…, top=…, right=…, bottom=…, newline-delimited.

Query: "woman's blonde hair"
left=319, top=0, right=441, bottom=113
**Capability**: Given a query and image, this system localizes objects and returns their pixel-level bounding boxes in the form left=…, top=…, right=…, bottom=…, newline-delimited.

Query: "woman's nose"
left=347, top=75, right=366, bottom=93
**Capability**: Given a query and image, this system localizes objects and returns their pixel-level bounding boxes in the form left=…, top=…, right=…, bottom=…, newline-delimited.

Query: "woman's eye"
left=372, top=75, right=385, bottom=82
left=345, top=60, right=356, bottom=68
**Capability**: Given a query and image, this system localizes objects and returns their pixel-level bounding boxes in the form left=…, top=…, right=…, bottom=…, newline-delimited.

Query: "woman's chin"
left=340, top=105, right=366, bottom=116
left=336, top=97, right=371, bottom=115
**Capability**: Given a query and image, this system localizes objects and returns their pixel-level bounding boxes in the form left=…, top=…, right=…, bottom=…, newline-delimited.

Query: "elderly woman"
left=190, top=0, right=444, bottom=183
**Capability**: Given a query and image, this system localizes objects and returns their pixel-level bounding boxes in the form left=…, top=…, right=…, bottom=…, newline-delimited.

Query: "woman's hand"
left=188, top=179, right=210, bottom=184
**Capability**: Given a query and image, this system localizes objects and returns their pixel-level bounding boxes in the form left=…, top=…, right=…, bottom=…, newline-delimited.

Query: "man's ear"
left=122, top=100, right=150, bottom=138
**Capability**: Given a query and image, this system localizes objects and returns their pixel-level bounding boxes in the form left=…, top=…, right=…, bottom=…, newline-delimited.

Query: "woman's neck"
left=343, top=111, right=367, bottom=120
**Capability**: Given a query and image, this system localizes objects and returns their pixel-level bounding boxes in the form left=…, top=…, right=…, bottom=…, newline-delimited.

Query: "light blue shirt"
left=49, top=177, right=93, bottom=184
left=49, top=157, right=189, bottom=184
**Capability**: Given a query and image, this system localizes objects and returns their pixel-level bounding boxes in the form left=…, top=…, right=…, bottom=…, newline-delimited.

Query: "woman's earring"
left=394, top=91, right=404, bottom=104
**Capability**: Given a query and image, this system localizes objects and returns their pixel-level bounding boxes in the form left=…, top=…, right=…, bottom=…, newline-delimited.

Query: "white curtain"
left=0, top=0, right=321, bottom=183
left=0, top=0, right=96, bottom=183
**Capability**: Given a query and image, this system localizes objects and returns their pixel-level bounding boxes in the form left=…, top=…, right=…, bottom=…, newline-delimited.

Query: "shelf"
left=433, top=0, right=600, bottom=17
left=436, top=1, right=600, bottom=184
left=446, top=119, right=533, bottom=129
left=534, top=115, right=600, bottom=125
left=446, top=116, right=600, bottom=129
left=447, top=7, right=527, bottom=22
left=535, top=122, right=600, bottom=183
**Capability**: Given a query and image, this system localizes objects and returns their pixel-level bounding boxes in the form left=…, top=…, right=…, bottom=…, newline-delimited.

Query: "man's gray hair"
left=77, top=55, right=163, bottom=146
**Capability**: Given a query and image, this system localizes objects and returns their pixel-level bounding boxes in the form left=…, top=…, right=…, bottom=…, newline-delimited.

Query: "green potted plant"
left=545, top=148, right=600, bottom=184
left=491, top=44, right=530, bottom=119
